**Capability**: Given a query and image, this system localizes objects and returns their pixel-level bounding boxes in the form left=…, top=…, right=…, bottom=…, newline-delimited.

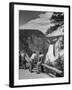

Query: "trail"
left=19, top=69, right=51, bottom=79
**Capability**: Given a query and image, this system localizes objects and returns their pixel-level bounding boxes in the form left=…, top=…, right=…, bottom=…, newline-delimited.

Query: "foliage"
left=50, top=12, right=64, bottom=24
left=46, top=12, right=64, bottom=35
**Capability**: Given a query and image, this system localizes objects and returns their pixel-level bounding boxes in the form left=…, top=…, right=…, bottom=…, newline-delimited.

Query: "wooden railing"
left=42, top=64, right=62, bottom=74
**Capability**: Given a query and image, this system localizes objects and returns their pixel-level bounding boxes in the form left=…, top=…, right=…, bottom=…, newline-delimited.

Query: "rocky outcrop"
left=19, top=29, right=49, bottom=57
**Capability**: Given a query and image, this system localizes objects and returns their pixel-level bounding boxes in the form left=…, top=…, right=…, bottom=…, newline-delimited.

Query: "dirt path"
left=19, top=69, right=51, bottom=79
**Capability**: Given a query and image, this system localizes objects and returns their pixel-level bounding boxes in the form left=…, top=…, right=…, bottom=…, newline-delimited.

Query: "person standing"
left=36, top=53, right=44, bottom=74
left=29, top=52, right=39, bottom=72
left=20, top=50, right=26, bottom=69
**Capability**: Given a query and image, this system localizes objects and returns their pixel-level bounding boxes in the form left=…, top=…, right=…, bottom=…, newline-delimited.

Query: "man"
left=20, top=50, right=26, bottom=69
left=36, top=53, right=44, bottom=74
left=29, top=52, right=39, bottom=72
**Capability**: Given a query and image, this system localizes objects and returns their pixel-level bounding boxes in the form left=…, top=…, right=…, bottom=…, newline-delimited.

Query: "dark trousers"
left=36, top=61, right=42, bottom=73
left=21, top=60, right=26, bottom=69
left=29, top=60, right=34, bottom=72
left=29, top=59, right=42, bottom=73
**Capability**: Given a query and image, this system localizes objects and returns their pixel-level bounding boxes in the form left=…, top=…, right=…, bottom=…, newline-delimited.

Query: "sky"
left=19, top=10, right=45, bottom=27
left=19, top=10, right=56, bottom=34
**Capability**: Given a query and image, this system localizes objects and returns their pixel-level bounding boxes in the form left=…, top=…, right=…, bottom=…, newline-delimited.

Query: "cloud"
left=20, top=12, right=54, bottom=34
left=39, top=12, right=53, bottom=20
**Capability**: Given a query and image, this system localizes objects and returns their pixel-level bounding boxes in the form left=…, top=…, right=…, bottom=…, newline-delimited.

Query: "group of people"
left=19, top=51, right=44, bottom=74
